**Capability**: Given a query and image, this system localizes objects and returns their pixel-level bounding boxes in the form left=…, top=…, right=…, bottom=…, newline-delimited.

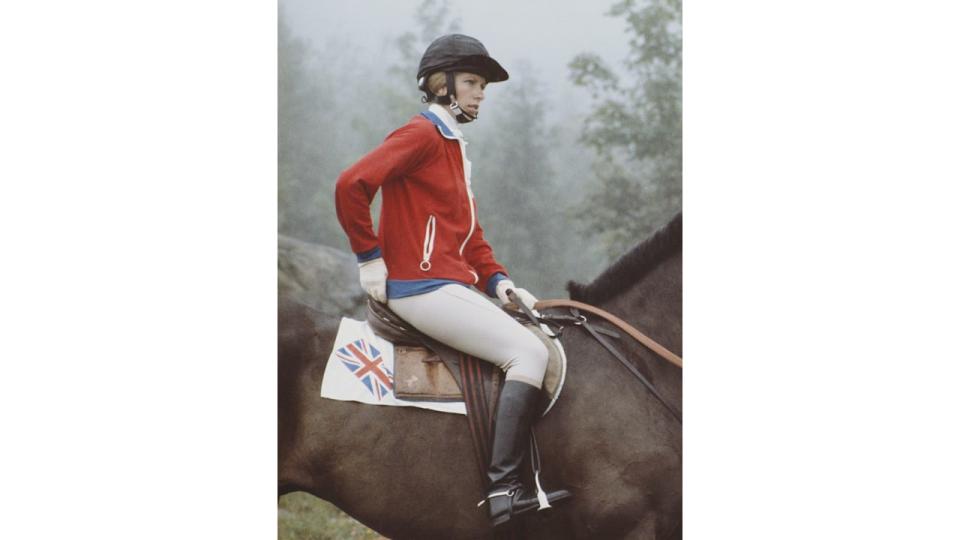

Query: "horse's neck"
left=596, top=250, right=682, bottom=406
left=601, top=249, right=681, bottom=353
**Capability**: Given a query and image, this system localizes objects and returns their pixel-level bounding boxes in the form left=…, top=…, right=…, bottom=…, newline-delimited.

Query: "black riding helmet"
left=417, top=34, right=508, bottom=122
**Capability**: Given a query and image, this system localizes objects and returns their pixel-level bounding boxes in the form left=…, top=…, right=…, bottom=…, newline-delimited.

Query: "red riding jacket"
left=335, top=105, right=508, bottom=298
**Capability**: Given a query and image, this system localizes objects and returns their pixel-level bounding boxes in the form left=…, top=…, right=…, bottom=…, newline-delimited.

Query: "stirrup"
left=477, top=488, right=516, bottom=507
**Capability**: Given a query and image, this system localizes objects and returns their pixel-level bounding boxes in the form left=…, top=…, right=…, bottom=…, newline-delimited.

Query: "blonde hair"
left=426, top=72, right=447, bottom=96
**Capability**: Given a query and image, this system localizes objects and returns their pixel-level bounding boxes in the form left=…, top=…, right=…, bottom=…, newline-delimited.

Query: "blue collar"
left=420, top=109, right=460, bottom=140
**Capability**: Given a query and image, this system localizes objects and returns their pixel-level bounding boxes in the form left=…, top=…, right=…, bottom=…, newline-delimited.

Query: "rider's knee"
left=504, top=333, right=549, bottom=387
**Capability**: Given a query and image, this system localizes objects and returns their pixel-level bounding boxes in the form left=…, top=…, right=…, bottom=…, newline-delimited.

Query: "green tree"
left=278, top=9, right=371, bottom=249
left=278, top=11, right=345, bottom=247
left=378, top=0, right=462, bottom=132
left=470, top=63, right=572, bottom=298
left=569, top=0, right=681, bottom=258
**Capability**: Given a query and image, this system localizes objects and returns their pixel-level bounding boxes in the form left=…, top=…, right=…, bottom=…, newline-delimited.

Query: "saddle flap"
left=529, top=325, right=565, bottom=414
left=393, top=345, right=464, bottom=402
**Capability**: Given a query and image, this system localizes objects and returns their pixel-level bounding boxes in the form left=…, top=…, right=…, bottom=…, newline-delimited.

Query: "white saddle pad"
left=320, top=317, right=466, bottom=415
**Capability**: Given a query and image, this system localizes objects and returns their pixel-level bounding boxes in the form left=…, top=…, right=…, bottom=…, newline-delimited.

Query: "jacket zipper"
left=420, top=214, right=437, bottom=271
left=458, top=155, right=476, bottom=255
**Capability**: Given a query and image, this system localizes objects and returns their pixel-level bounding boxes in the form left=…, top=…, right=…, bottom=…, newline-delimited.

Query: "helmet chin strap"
left=449, top=98, right=477, bottom=123
left=443, top=71, right=477, bottom=123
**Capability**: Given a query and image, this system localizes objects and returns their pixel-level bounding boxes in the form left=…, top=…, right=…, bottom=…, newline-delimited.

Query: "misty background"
left=279, top=0, right=681, bottom=300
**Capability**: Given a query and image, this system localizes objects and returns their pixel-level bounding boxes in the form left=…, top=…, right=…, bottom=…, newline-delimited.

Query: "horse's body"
left=279, top=214, right=682, bottom=539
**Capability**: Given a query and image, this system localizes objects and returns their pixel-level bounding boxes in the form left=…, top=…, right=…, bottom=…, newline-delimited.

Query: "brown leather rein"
left=507, top=296, right=682, bottom=423
left=528, top=299, right=683, bottom=369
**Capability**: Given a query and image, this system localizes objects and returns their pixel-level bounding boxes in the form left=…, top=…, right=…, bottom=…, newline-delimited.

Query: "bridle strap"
left=502, top=297, right=682, bottom=424
left=574, top=307, right=682, bottom=424
left=533, top=299, right=683, bottom=368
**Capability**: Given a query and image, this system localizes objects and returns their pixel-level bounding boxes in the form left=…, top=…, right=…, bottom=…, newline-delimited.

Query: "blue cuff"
left=485, top=272, right=510, bottom=298
left=356, top=246, right=382, bottom=263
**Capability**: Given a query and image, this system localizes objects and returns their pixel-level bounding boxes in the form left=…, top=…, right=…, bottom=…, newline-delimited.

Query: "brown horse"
left=279, top=213, right=682, bottom=539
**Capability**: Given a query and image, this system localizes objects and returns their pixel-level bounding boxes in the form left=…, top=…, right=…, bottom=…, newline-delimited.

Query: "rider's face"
left=451, top=72, right=486, bottom=116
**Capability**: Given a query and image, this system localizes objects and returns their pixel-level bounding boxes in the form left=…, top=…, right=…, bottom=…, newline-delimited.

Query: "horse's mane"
left=566, top=212, right=681, bottom=305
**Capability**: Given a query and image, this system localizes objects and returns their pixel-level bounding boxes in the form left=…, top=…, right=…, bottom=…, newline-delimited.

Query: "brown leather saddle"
left=365, top=298, right=567, bottom=483
left=365, top=298, right=566, bottom=412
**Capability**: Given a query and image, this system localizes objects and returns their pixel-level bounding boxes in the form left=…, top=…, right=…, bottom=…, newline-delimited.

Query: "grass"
left=278, top=492, right=386, bottom=540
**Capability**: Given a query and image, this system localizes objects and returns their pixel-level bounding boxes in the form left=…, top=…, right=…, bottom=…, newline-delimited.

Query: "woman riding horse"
left=334, top=33, right=571, bottom=528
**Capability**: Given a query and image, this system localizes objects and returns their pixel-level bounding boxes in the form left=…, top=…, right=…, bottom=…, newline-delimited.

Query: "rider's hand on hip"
left=358, top=257, right=388, bottom=303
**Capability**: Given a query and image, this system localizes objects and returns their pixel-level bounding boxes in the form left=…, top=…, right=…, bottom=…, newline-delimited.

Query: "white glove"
left=495, top=279, right=539, bottom=314
left=358, top=257, right=388, bottom=303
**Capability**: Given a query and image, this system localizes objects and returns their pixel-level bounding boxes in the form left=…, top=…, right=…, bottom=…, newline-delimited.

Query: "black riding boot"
left=485, top=380, right=571, bottom=527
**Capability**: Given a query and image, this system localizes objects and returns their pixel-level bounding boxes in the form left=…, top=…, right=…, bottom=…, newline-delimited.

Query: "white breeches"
left=387, top=284, right=549, bottom=388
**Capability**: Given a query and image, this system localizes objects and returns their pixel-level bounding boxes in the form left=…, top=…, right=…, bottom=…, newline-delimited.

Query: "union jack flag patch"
left=335, top=338, right=394, bottom=400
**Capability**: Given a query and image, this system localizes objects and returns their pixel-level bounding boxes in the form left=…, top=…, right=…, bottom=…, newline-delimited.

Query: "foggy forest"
left=280, top=0, right=680, bottom=299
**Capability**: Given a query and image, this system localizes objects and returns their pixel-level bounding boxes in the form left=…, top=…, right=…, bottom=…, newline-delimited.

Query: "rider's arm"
left=335, top=121, right=438, bottom=258
left=462, top=207, right=509, bottom=297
